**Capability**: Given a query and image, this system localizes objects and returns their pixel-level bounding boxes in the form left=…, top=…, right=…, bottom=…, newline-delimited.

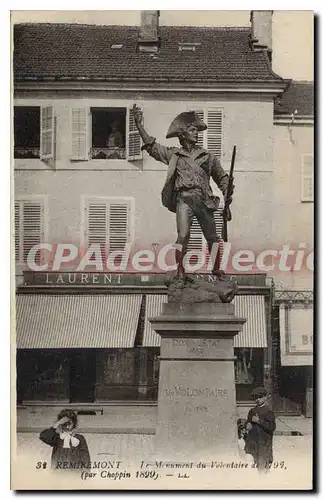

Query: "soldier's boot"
left=210, top=243, right=226, bottom=280
left=175, top=247, right=186, bottom=280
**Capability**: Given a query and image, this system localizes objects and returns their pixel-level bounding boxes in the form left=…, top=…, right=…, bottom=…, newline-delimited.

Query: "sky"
left=11, top=10, right=314, bottom=82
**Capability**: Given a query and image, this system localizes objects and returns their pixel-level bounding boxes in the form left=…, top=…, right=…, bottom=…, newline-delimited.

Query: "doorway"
left=70, top=350, right=96, bottom=403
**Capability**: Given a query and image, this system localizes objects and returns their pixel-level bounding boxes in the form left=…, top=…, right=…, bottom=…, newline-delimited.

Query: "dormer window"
left=178, top=42, right=201, bottom=52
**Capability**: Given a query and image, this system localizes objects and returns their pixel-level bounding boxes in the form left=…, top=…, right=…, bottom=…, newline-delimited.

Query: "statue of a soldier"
left=132, top=105, right=234, bottom=286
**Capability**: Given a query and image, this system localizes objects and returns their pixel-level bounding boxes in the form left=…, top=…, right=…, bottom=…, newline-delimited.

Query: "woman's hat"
left=166, top=111, right=207, bottom=139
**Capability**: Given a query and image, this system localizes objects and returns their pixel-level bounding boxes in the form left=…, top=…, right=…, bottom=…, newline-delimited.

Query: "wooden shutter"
left=301, top=154, right=314, bottom=202
left=127, top=106, right=142, bottom=161
left=85, top=198, right=132, bottom=261
left=15, top=200, right=44, bottom=264
left=22, top=202, right=43, bottom=264
left=187, top=217, right=204, bottom=253
left=108, top=202, right=130, bottom=253
left=14, top=202, right=22, bottom=263
left=195, top=110, right=205, bottom=149
left=40, top=105, right=55, bottom=160
left=214, top=206, right=224, bottom=239
left=86, top=202, right=107, bottom=261
left=207, top=109, right=223, bottom=158
left=71, top=108, right=89, bottom=160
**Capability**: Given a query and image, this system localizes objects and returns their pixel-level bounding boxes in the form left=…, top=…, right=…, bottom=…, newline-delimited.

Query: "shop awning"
left=16, top=294, right=142, bottom=348
left=279, top=303, right=313, bottom=366
left=143, top=294, right=168, bottom=347
left=142, top=294, right=267, bottom=348
left=233, top=295, right=267, bottom=348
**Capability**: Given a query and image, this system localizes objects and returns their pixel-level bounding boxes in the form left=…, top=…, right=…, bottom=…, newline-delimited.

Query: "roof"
left=13, top=23, right=283, bottom=83
left=274, top=81, right=314, bottom=116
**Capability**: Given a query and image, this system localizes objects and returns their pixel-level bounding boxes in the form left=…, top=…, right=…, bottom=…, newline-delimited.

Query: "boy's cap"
left=251, top=387, right=268, bottom=398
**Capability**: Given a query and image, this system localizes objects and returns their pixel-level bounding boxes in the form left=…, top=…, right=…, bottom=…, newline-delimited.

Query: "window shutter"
left=86, top=202, right=108, bottom=261
left=195, top=110, right=205, bottom=149
left=71, top=108, right=89, bottom=160
left=214, top=207, right=224, bottom=240
left=85, top=198, right=132, bottom=262
left=14, top=202, right=22, bottom=263
left=14, top=200, right=44, bottom=264
left=40, top=105, right=55, bottom=160
left=187, top=217, right=204, bottom=253
left=301, top=154, right=314, bottom=202
left=207, top=109, right=223, bottom=158
left=22, top=202, right=43, bottom=264
left=108, top=202, right=130, bottom=253
left=127, top=106, right=142, bottom=161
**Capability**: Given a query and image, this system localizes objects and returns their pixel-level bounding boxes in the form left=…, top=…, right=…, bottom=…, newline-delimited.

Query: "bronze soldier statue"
left=132, top=104, right=234, bottom=281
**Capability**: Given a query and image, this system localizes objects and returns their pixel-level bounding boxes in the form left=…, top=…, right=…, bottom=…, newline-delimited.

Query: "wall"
left=14, top=92, right=275, bottom=276
left=271, top=123, right=314, bottom=290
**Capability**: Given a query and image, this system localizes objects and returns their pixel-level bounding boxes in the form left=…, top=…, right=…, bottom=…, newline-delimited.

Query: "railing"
left=90, top=147, right=126, bottom=160
left=275, top=290, right=313, bottom=302
left=14, top=147, right=40, bottom=159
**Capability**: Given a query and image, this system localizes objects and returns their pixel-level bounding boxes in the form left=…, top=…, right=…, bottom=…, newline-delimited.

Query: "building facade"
left=14, top=12, right=313, bottom=413
left=271, top=81, right=314, bottom=416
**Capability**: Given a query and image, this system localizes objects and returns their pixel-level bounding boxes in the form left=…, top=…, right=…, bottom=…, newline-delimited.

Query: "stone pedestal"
left=150, top=302, right=246, bottom=461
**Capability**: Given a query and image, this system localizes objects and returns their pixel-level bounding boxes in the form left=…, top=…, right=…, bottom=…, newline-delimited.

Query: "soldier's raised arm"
left=132, top=104, right=174, bottom=165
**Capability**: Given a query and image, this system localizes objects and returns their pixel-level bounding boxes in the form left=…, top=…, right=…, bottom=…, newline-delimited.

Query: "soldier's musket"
left=222, top=145, right=236, bottom=242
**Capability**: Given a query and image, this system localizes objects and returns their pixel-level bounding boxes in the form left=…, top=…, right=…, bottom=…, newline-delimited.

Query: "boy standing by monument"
left=244, top=387, right=276, bottom=473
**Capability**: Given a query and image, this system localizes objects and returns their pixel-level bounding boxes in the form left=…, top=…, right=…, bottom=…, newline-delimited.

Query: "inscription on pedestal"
left=151, top=302, right=246, bottom=461
left=156, top=361, right=237, bottom=459
left=161, top=337, right=234, bottom=359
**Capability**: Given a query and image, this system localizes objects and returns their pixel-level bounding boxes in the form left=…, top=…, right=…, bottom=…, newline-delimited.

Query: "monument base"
left=150, top=302, right=246, bottom=462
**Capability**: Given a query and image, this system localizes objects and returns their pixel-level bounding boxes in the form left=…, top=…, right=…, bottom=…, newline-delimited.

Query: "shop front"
left=16, top=272, right=271, bottom=407
left=272, top=290, right=313, bottom=417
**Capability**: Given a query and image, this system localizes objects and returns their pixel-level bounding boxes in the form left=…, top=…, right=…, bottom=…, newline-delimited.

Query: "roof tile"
left=14, top=23, right=283, bottom=83
left=275, top=81, right=314, bottom=116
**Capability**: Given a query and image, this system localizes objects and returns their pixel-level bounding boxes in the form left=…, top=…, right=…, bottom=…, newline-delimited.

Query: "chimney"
left=250, top=10, right=273, bottom=60
left=138, top=10, right=160, bottom=53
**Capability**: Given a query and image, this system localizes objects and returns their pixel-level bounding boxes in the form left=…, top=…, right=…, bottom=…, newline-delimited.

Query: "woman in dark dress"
left=244, top=387, right=276, bottom=473
left=39, top=409, right=91, bottom=472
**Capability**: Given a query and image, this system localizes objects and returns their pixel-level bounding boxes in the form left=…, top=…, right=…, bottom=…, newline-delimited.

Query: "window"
left=91, top=108, right=126, bottom=159
left=14, top=107, right=40, bottom=158
left=301, top=154, right=314, bottom=202
left=15, top=198, right=46, bottom=265
left=71, top=106, right=142, bottom=162
left=17, top=350, right=70, bottom=403
left=14, top=105, right=55, bottom=161
left=235, top=348, right=265, bottom=401
left=188, top=107, right=223, bottom=158
left=84, top=197, right=134, bottom=264
left=178, top=42, right=201, bottom=52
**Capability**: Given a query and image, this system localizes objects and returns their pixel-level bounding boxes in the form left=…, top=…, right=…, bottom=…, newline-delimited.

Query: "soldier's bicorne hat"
left=166, top=111, right=207, bottom=139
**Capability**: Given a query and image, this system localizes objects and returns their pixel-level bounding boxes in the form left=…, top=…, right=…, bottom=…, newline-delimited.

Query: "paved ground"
left=13, top=432, right=313, bottom=490
left=13, top=406, right=313, bottom=489
left=17, top=405, right=313, bottom=436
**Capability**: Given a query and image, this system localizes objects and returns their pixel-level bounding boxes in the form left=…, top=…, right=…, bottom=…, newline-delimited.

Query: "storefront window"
left=234, top=348, right=265, bottom=401
left=17, top=350, right=70, bottom=402
left=94, top=348, right=159, bottom=401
